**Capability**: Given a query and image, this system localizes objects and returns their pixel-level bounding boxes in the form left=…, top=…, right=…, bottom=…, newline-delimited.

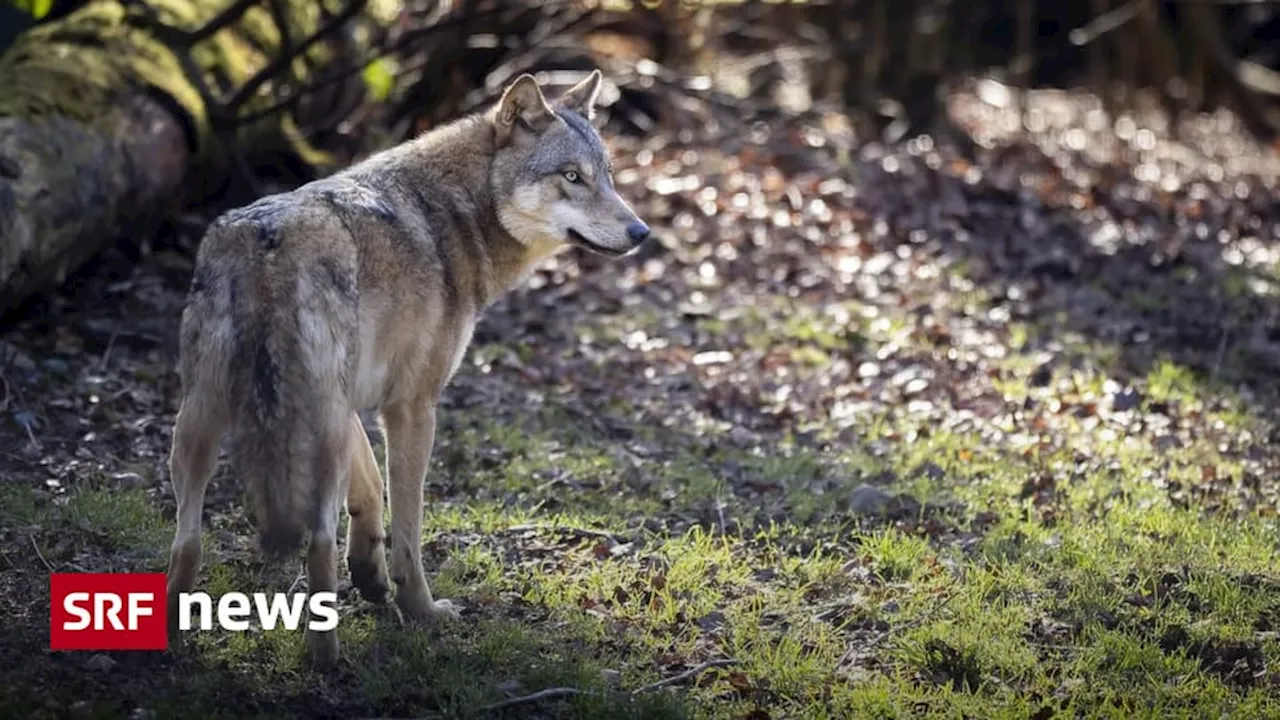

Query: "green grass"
left=6, top=354, right=1279, bottom=719
left=5, top=280, right=1280, bottom=720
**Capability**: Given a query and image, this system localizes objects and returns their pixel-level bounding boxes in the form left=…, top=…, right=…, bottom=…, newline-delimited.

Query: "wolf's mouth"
left=567, top=228, right=628, bottom=256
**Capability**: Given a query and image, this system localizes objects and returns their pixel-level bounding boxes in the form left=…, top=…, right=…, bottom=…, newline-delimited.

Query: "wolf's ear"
left=494, top=74, right=555, bottom=144
left=555, top=69, right=603, bottom=120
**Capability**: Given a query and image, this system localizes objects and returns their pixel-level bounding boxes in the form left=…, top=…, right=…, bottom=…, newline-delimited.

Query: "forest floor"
left=2, top=85, right=1280, bottom=719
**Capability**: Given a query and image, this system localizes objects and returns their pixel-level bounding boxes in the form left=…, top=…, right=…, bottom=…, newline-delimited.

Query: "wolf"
left=163, top=70, right=649, bottom=665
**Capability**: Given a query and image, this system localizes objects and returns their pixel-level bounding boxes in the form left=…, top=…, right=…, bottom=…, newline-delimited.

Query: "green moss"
left=0, top=0, right=377, bottom=170
left=0, top=2, right=211, bottom=149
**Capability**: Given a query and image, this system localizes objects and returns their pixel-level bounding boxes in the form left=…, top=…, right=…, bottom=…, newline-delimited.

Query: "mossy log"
left=0, top=0, right=392, bottom=316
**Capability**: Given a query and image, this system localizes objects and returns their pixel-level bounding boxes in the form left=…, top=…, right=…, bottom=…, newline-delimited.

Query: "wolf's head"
left=488, top=71, right=650, bottom=258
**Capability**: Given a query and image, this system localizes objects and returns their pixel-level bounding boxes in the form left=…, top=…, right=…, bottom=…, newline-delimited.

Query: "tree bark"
left=0, top=0, right=382, bottom=317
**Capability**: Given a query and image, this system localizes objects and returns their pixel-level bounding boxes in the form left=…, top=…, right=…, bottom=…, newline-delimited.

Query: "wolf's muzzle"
left=626, top=221, right=651, bottom=244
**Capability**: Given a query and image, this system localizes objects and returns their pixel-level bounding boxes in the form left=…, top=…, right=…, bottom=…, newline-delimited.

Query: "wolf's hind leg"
left=383, top=399, right=460, bottom=624
left=165, top=395, right=226, bottom=639
left=345, top=413, right=390, bottom=602
left=305, top=417, right=350, bottom=668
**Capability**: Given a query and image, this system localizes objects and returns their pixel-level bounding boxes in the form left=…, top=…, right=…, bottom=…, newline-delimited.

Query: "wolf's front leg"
left=382, top=399, right=460, bottom=624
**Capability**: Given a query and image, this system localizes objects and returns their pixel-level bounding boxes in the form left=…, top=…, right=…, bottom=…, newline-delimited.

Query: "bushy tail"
left=228, top=321, right=313, bottom=559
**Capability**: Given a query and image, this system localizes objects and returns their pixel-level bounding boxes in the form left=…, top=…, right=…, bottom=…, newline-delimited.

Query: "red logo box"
left=49, top=573, right=168, bottom=651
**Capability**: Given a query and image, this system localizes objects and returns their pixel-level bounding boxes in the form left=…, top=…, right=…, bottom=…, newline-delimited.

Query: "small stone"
left=728, top=426, right=755, bottom=447
left=600, top=668, right=622, bottom=690
left=0, top=341, right=35, bottom=371
left=1029, top=362, right=1053, bottom=387
left=1111, top=388, right=1143, bottom=412
left=696, top=610, right=727, bottom=633
left=891, top=493, right=922, bottom=518
left=849, top=484, right=893, bottom=516
left=85, top=654, right=116, bottom=672
left=915, top=462, right=946, bottom=481
left=110, top=472, right=145, bottom=489
left=904, top=378, right=929, bottom=395
left=752, top=567, right=777, bottom=582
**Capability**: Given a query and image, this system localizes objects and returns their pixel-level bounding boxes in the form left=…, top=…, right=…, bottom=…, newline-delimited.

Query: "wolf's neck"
left=390, top=117, right=566, bottom=310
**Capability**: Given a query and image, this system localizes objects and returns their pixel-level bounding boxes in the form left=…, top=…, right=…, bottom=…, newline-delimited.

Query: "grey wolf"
left=163, top=70, right=649, bottom=666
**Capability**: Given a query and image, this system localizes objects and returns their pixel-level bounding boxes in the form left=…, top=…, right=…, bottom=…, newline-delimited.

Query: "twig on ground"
left=630, top=658, right=740, bottom=695
left=503, top=523, right=621, bottom=542
left=1031, top=642, right=1086, bottom=652
left=0, top=370, right=10, bottom=413
left=98, top=329, right=118, bottom=371
left=835, top=591, right=959, bottom=669
left=31, top=534, right=54, bottom=573
left=19, top=420, right=39, bottom=452
left=287, top=567, right=306, bottom=595
left=545, top=397, right=624, bottom=439
left=478, top=686, right=595, bottom=712
left=715, top=488, right=728, bottom=536
left=476, top=657, right=739, bottom=713
left=1, top=364, right=41, bottom=451
left=1212, top=324, right=1233, bottom=380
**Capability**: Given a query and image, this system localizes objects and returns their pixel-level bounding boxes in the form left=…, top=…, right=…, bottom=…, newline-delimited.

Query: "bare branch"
left=267, top=0, right=294, bottom=62
left=235, top=7, right=505, bottom=127
left=224, top=0, right=369, bottom=113
left=125, top=0, right=259, bottom=48
left=188, top=0, right=261, bottom=45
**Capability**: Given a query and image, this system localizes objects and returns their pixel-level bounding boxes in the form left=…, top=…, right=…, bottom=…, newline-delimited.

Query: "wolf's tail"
left=227, top=319, right=314, bottom=558
left=230, top=361, right=297, bottom=556
left=223, top=271, right=327, bottom=559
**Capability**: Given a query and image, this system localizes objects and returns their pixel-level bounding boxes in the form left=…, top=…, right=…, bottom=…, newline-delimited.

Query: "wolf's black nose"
left=626, top=221, right=650, bottom=243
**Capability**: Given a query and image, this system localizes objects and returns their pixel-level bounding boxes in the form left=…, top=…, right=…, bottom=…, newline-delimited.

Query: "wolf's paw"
left=428, top=598, right=461, bottom=621
left=307, top=630, right=341, bottom=669
left=165, top=598, right=189, bottom=653
left=166, top=628, right=188, bottom=655
left=349, top=554, right=391, bottom=603
left=395, top=589, right=461, bottom=625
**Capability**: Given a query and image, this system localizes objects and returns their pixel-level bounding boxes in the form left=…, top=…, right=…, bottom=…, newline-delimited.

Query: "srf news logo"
left=49, top=573, right=339, bottom=651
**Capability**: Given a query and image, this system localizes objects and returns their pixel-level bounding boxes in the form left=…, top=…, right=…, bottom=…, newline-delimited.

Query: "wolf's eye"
left=562, top=170, right=581, bottom=184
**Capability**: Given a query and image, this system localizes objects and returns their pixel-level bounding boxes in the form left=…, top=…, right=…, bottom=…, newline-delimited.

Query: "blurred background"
left=6, top=0, right=1280, bottom=213
left=5, top=0, right=1280, bottom=318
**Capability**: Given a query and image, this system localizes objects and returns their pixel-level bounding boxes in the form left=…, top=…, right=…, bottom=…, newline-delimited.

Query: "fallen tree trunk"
left=0, top=85, right=191, bottom=317
left=0, top=0, right=385, bottom=317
